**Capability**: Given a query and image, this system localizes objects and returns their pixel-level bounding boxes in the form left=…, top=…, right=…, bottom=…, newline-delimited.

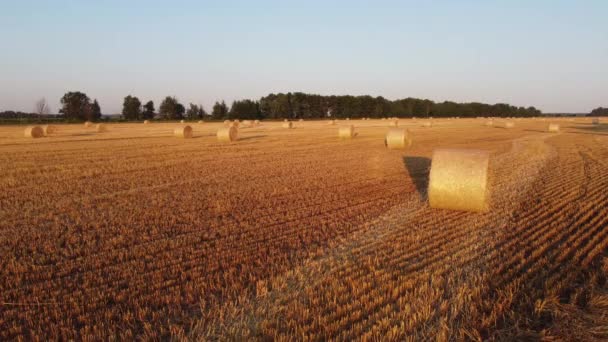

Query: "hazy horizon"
left=1, top=0, right=606, bottom=114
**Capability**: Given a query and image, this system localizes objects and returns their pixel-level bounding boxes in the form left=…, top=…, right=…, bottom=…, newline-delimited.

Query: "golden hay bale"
left=232, top=120, right=240, bottom=128
left=389, top=120, right=399, bottom=127
left=592, top=118, right=600, bottom=125
left=42, top=125, right=56, bottom=135
left=428, top=149, right=490, bottom=212
left=327, top=120, right=336, bottom=125
left=548, top=123, right=560, bottom=132
left=338, top=125, right=355, bottom=139
left=346, top=118, right=350, bottom=121
left=385, top=128, right=412, bottom=149
left=144, top=120, right=150, bottom=124
left=283, top=118, right=288, bottom=122
left=422, top=121, right=433, bottom=127
left=497, top=121, right=514, bottom=128
left=253, top=120, right=260, bottom=126
left=174, top=125, right=193, bottom=138
left=299, top=118, right=304, bottom=122
left=485, top=120, right=494, bottom=127
left=217, top=126, right=238, bottom=142
left=24, top=126, right=44, bottom=138
left=282, top=121, right=293, bottom=129
left=95, top=124, right=106, bottom=132
left=242, top=120, right=251, bottom=126
left=180, top=120, right=185, bottom=123
left=84, top=121, right=92, bottom=127
left=198, top=120, right=204, bottom=124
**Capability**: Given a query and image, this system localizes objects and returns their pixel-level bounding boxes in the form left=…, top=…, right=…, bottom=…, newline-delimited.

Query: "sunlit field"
left=1, top=118, right=607, bottom=340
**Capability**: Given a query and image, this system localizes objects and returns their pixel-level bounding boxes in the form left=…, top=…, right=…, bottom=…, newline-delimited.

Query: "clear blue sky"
left=0, top=0, right=606, bottom=114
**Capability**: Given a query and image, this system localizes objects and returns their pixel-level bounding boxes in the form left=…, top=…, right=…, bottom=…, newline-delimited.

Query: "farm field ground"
left=1, top=118, right=607, bottom=340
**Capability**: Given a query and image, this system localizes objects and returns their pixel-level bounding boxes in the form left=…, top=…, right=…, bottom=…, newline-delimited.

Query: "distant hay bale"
left=283, top=119, right=288, bottom=122
left=282, top=121, right=293, bottom=129
left=198, top=120, right=204, bottom=124
left=144, top=120, right=150, bottom=124
left=180, top=120, right=185, bottom=123
left=84, top=121, right=92, bottom=127
left=385, top=128, right=412, bottom=149
left=95, top=124, right=106, bottom=132
left=389, top=120, right=399, bottom=127
left=485, top=120, right=494, bottom=127
left=174, top=125, right=193, bottom=138
left=217, top=126, right=238, bottom=142
left=592, top=118, right=600, bottom=125
left=548, top=123, right=560, bottom=132
left=42, top=125, right=56, bottom=136
left=498, top=121, right=515, bottom=128
left=338, top=125, right=355, bottom=139
left=428, top=149, right=490, bottom=212
left=422, top=121, right=433, bottom=127
left=253, top=120, right=260, bottom=126
left=299, top=118, right=304, bottom=122
left=24, top=126, right=44, bottom=138
left=327, top=120, right=336, bottom=125
left=346, top=118, right=350, bottom=121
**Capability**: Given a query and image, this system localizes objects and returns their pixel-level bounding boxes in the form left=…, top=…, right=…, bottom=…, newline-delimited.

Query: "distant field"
left=1, top=118, right=607, bottom=340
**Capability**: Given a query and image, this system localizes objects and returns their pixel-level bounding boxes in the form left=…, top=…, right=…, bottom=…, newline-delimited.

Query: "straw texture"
left=217, top=126, right=238, bottom=142
left=428, top=149, right=490, bottom=212
left=84, top=121, right=92, bottom=127
left=174, top=126, right=193, bottom=138
left=144, top=120, right=150, bottom=124
left=384, top=128, right=412, bottom=149
left=338, top=125, right=355, bottom=139
left=24, top=126, right=44, bottom=138
left=548, top=123, right=560, bottom=132
left=389, top=120, right=399, bottom=127
left=282, top=121, right=293, bottom=129
left=42, top=125, right=55, bottom=136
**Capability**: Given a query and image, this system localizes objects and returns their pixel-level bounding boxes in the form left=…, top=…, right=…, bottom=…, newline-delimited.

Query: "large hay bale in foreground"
left=95, top=124, right=106, bottom=132
left=174, top=126, right=193, bottom=138
left=428, top=149, right=490, bottom=212
left=42, top=125, right=56, bottom=136
left=84, top=121, right=92, bottom=127
left=385, top=128, right=412, bottom=149
left=24, top=126, right=44, bottom=138
left=282, top=121, right=293, bottom=129
left=548, top=123, right=560, bottom=132
left=338, top=125, right=355, bottom=139
left=217, top=126, right=238, bottom=142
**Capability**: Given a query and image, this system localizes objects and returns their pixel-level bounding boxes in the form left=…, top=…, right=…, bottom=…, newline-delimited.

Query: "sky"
left=0, top=0, right=606, bottom=114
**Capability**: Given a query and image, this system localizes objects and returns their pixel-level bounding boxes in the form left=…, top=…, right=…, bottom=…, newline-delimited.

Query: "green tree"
left=211, top=100, right=228, bottom=119
left=142, top=100, right=155, bottom=119
left=89, top=99, right=101, bottom=121
left=186, top=103, right=207, bottom=119
left=122, top=95, right=142, bottom=120
left=228, top=100, right=259, bottom=120
left=159, top=96, right=185, bottom=120
left=59, top=91, right=91, bottom=121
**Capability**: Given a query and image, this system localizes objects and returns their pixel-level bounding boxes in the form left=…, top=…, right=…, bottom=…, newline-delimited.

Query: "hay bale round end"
left=24, top=126, right=44, bottom=138
left=174, top=125, right=193, bottom=138
left=385, top=128, right=412, bottom=149
left=338, top=125, right=355, bottom=139
left=217, top=126, right=238, bottom=142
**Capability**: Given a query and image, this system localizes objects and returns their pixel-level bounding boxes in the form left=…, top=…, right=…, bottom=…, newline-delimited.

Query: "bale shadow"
left=402, top=156, right=431, bottom=200
left=239, top=135, right=267, bottom=141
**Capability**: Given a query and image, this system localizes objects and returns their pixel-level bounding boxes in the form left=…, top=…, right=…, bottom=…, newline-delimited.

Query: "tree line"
left=14, top=91, right=608, bottom=122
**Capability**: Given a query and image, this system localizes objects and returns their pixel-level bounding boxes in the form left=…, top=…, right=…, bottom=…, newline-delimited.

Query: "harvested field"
left=0, top=119, right=607, bottom=340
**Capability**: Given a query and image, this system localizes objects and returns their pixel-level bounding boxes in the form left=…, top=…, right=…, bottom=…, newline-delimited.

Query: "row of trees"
left=590, top=107, right=608, bottom=116
left=3, top=91, right=558, bottom=122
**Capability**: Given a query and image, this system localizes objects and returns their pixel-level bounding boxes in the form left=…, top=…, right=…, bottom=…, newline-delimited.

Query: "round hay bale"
left=299, top=118, right=304, bottom=122
left=24, top=126, right=44, bottom=138
left=592, top=118, right=600, bottom=125
left=283, top=118, right=288, bottom=122
left=422, top=121, right=433, bottom=127
left=253, top=120, right=260, bottom=126
left=346, top=118, right=350, bottom=121
left=84, top=121, right=92, bottom=127
left=282, top=121, right=293, bottom=129
left=327, top=120, right=336, bottom=125
left=385, top=128, right=412, bottom=149
left=95, top=124, right=106, bottom=132
left=389, top=120, right=399, bottom=127
left=217, top=126, right=238, bottom=142
left=338, top=125, right=355, bottom=139
left=42, top=125, right=56, bottom=136
left=428, top=149, right=489, bottom=212
left=174, top=125, right=193, bottom=138
left=485, top=120, right=494, bottom=127
left=144, top=120, right=150, bottom=124
left=232, top=120, right=240, bottom=128
left=180, top=120, right=185, bottom=124
left=198, top=120, right=204, bottom=124
left=504, top=122, right=515, bottom=128
left=548, top=123, right=560, bottom=132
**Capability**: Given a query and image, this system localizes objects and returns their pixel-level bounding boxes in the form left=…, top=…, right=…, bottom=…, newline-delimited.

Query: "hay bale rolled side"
left=95, top=124, right=106, bottom=132
left=592, top=118, right=600, bottom=125
left=422, top=121, right=433, bottom=127
left=385, top=128, right=412, bottom=149
left=144, top=120, right=150, bottom=124
left=338, top=125, right=355, bottom=139
left=548, top=123, right=560, bottom=132
left=180, top=120, right=185, bottom=123
left=428, top=149, right=490, bottom=212
left=84, top=121, right=92, bottom=127
left=174, top=125, right=193, bottom=138
left=24, top=126, right=44, bottom=138
left=282, top=121, right=293, bottom=129
left=217, top=126, right=238, bottom=142
left=42, top=125, right=56, bottom=136
left=327, top=120, right=336, bottom=125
